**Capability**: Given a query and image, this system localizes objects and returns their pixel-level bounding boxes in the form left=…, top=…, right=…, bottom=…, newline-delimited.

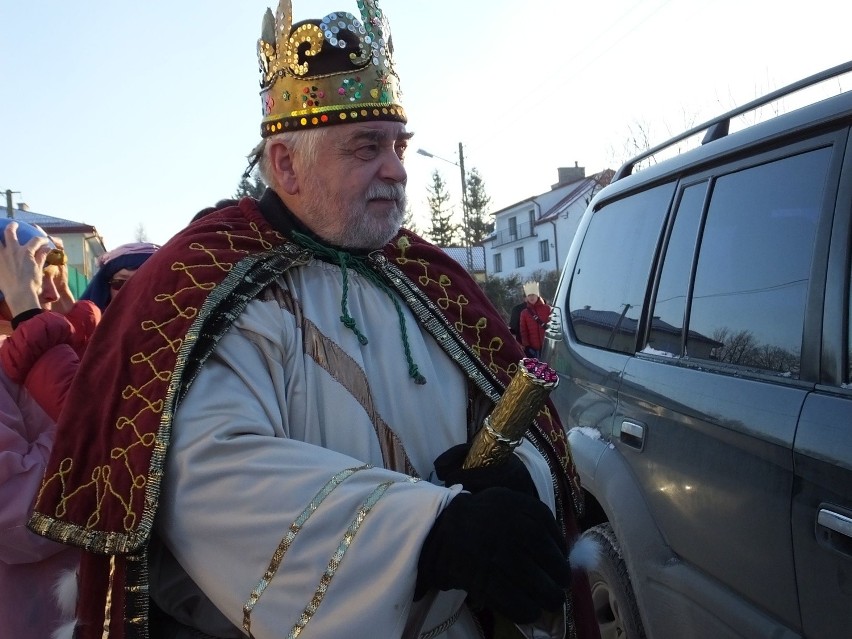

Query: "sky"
left=1, top=0, right=850, bottom=249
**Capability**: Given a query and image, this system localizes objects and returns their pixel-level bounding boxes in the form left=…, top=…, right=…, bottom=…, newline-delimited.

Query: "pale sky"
left=1, top=0, right=850, bottom=248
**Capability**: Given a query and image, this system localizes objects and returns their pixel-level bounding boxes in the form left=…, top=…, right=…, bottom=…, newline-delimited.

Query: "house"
left=486, top=164, right=613, bottom=281
left=441, top=245, right=486, bottom=282
left=571, top=307, right=723, bottom=358
left=1, top=203, right=107, bottom=297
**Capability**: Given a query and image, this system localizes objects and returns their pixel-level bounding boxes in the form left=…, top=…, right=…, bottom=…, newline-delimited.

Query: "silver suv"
left=543, top=61, right=852, bottom=639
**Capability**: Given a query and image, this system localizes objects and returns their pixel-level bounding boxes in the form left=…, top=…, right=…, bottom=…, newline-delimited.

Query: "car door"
left=792, top=126, right=852, bottom=638
left=618, top=136, right=842, bottom=637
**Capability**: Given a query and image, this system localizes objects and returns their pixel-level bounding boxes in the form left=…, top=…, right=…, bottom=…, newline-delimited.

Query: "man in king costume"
left=29, top=1, right=600, bottom=638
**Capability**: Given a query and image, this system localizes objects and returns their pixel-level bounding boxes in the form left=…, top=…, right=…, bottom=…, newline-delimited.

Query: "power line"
left=558, top=0, right=676, bottom=83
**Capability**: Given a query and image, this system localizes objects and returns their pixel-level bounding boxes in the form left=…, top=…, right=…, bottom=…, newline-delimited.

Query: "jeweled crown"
left=257, top=0, right=406, bottom=137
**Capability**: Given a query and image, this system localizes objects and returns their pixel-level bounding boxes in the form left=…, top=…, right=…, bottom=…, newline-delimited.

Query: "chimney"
left=552, top=161, right=585, bottom=188
left=17, top=202, right=29, bottom=211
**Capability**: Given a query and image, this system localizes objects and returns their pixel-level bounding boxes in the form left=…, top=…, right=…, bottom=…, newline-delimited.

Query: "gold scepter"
left=463, top=357, right=559, bottom=469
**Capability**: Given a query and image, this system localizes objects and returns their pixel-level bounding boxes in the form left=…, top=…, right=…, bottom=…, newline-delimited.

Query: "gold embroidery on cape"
left=36, top=223, right=285, bottom=536
left=102, top=554, right=116, bottom=639
left=391, top=236, right=513, bottom=380
left=389, top=236, right=583, bottom=517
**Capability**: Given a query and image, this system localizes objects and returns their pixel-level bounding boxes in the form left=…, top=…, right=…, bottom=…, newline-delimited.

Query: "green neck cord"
left=292, top=232, right=426, bottom=385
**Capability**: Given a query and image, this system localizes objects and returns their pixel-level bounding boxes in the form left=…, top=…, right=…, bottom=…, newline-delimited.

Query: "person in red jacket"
left=0, top=219, right=100, bottom=639
left=519, top=282, right=551, bottom=359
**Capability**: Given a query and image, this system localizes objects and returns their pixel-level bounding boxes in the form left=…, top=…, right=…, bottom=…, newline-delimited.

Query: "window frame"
left=638, top=129, right=848, bottom=386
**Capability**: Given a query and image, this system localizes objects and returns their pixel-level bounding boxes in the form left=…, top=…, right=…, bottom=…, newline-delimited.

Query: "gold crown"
left=257, top=0, right=406, bottom=137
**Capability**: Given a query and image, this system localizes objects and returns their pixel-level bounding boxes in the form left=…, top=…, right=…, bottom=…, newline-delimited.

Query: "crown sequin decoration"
left=257, top=0, right=406, bottom=137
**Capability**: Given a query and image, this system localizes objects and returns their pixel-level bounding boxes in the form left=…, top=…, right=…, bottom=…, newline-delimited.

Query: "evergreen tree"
left=402, top=203, right=420, bottom=235
left=134, top=223, right=149, bottom=242
left=464, top=167, right=493, bottom=244
left=425, top=170, right=459, bottom=246
left=235, top=172, right=266, bottom=199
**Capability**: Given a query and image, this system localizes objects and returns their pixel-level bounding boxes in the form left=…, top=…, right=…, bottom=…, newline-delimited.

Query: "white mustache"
left=366, top=183, right=406, bottom=203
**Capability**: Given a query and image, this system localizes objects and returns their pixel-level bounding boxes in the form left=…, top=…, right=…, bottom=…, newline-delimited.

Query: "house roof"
left=441, top=246, right=486, bottom=271
left=484, top=168, right=614, bottom=243
left=1, top=206, right=99, bottom=234
left=570, top=307, right=723, bottom=348
left=538, top=169, right=614, bottom=223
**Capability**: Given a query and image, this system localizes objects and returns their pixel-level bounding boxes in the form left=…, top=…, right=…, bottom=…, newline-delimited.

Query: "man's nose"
left=380, top=149, right=407, bottom=183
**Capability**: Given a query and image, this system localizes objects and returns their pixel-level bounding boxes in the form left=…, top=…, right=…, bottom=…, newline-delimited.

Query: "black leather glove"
left=433, top=443, right=539, bottom=498
left=414, top=487, right=570, bottom=624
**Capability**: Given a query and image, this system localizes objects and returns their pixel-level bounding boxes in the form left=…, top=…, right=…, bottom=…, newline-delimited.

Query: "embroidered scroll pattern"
left=36, top=222, right=285, bottom=539
left=391, top=236, right=516, bottom=381
left=389, top=235, right=582, bottom=516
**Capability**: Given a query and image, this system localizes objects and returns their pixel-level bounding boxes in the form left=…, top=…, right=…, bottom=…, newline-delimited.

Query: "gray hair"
left=255, top=128, right=331, bottom=188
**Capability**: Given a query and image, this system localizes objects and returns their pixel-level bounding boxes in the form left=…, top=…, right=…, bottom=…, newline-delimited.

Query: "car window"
left=686, top=147, right=832, bottom=377
left=568, top=182, right=674, bottom=353
left=647, top=182, right=708, bottom=356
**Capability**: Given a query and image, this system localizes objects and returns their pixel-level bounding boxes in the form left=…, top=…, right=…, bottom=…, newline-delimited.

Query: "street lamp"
left=417, top=143, right=474, bottom=271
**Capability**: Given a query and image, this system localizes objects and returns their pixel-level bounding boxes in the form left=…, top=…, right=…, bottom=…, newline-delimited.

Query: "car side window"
left=568, top=182, right=674, bottom=353
left=686, top=147, right=832, bottom=377
left=647, top=182, right=708, bottom=356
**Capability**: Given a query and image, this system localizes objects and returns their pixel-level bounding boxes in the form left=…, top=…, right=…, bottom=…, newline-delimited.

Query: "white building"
left=486, top=164, right=612, bottom=281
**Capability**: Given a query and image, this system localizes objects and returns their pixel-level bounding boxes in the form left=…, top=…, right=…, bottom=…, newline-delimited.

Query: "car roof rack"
left=612, top=59, right=852, bottom=182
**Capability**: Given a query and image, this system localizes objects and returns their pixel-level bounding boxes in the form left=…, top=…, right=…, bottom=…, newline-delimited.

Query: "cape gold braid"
left=392, top=241, right=518, bottom=380
left=35, top=221, right=288, bottom=535
left=33, top=206, right=581, bottom=543
left=27, top=201, right=587, bottom=639
left=392, top=233, right=581, bottom=516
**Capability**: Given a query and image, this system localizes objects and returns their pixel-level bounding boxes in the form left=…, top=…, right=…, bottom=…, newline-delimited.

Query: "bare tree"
left=608, top=111, right=700, bottom=173
left=712, top=327, right=758, bottom=365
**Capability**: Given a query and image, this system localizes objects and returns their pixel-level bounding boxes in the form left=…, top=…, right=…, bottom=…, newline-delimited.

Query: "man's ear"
left=267, top=141, right=300, bottom=195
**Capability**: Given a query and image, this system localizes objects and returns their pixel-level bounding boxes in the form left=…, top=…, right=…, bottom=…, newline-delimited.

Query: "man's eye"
left=355, top=145, right=380, bottom=160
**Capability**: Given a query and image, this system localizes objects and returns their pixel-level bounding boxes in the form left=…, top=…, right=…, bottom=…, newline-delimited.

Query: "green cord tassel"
left=292, top=232, right=426, bottom=384
left=337, top=257, right=369, bottom=345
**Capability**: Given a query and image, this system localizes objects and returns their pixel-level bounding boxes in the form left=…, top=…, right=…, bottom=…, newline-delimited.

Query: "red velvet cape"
left=30, top=198, right=593, bottom=639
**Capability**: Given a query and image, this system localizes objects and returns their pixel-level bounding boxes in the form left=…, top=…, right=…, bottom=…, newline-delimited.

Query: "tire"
left=583, top=523, right=646, bottom=639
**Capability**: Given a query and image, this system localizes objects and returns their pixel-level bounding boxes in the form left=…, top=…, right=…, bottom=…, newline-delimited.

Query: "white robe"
left=150, top=257, right=558, bottom=639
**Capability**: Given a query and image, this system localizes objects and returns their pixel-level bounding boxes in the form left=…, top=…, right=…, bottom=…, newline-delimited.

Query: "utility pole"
left=457, top=142, right=473, bottom=272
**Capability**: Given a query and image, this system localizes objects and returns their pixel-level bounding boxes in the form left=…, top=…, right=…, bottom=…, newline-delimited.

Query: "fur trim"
left=52, top=568, right=78, bottom=639
left=569, top=535, right=600, bottom=571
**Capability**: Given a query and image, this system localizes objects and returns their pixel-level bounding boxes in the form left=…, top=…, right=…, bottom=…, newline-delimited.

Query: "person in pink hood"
left=0, top=219, right=100, bottom=639
left=80, top=242, right=159, bottom=312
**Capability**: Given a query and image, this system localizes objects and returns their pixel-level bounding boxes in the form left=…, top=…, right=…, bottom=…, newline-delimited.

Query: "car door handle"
left=620, top=420, right=645, bottom=451
left=818, top=508, right=852, bottom=540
